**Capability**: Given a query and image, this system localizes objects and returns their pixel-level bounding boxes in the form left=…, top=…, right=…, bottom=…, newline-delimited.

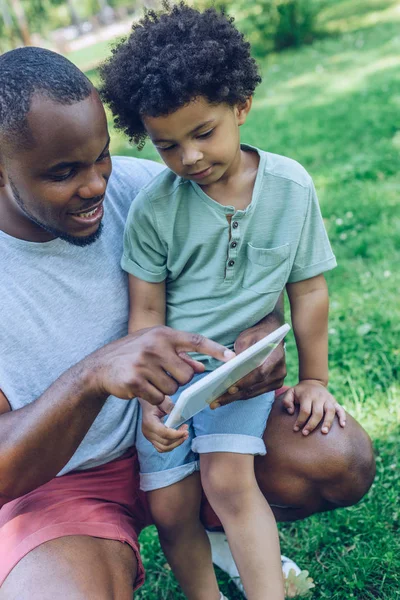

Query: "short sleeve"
left=121, top=190, right=167, bottom=283
left=287, top=181, right=337, bottom=283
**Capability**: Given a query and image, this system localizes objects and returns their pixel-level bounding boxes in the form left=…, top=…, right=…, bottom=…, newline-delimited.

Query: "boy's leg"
left=200, top=452, right=284, bottom=600
left=147, top=472, right=220, bottom=600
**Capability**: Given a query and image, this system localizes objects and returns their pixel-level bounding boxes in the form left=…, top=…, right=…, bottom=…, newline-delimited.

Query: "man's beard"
left=9, top=179, right=104, bottom=247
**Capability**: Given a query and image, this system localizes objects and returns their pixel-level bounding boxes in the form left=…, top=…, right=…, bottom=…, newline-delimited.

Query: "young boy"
left=100, top=3, right=345, bottom=598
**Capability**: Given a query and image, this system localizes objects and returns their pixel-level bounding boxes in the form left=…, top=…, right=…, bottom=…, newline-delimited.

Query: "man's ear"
left=236, top=97, right=253, bottom=126
left=0, top=158, right=8, bottom=188
left=0, top=164, right=7, bottom=188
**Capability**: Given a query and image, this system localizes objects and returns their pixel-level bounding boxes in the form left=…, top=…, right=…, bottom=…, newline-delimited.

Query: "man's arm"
left=0, top=327, right=234, bottom=506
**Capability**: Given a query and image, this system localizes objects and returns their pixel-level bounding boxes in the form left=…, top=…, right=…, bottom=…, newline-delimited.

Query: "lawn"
left=69, top=1, right=400, bottom=597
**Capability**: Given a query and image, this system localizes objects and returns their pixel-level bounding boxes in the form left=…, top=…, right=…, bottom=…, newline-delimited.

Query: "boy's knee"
left=149, top=495, right=185, bottom=532
left=201, top=459, right=255, bottom=514
left=148, top=479, right=201, bottom=533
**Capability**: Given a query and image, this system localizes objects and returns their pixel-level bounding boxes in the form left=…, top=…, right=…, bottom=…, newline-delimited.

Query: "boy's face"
left=143, top=96, right=251, bottom=186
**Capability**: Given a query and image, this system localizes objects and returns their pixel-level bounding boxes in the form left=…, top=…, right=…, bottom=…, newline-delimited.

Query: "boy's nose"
left=181, top=147, right=203, bottom=166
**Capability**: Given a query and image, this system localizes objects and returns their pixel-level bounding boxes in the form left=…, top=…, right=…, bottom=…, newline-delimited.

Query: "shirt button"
left=232, top=221, right=239, bottom=229
left=231, top=241, right=237, bottom=248
left=228, top=260, right=235, bottom=267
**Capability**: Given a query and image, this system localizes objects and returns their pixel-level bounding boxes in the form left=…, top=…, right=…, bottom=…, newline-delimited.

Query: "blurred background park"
left=1, top=0, right=399, bottom=598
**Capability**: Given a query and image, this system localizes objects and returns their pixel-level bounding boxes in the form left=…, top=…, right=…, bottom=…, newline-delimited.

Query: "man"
left=0, top=48, right=374, bottom=599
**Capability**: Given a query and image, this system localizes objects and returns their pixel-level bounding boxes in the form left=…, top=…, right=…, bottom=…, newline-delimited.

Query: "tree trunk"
left=66, top=0, right=84, bottom=35
left=10, top=0, right=31, bottom=46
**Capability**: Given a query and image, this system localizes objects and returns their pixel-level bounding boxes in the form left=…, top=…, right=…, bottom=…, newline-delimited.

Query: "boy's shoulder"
left=259, top=149, right=313, bottom=189
left=139, top=166, right=187, bottom=202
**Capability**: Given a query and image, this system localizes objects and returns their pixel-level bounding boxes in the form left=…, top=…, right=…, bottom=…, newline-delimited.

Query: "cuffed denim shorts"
left=136, top=372, right=275, bottom=492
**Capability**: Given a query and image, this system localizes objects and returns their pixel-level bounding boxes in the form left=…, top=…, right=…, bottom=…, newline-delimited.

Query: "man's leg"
left=202, top=395, right=375, bottom=526
left=256, top=395, right=376, bottom=521
left=0, top=536, right=137, bottom=600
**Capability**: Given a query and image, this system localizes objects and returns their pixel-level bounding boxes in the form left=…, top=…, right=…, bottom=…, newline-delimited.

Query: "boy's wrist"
left=298, top=377, right=328, bottom=388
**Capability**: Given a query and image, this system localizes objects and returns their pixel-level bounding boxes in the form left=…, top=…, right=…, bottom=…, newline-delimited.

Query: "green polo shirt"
left=122, top=146, right=336, bottom=369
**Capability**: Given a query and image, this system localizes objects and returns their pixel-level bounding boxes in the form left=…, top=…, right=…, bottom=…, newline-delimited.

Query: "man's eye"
left=197, top=129, right=214, bottom=139
left=49, top=170, right=74, bottom=182
left=97, top=150, right=110, bottom=162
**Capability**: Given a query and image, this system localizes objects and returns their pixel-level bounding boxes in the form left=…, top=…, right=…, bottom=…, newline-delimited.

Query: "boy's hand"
left=282, top=380, right=346, bottom=436
left=140, top=397, right=189, bottom=453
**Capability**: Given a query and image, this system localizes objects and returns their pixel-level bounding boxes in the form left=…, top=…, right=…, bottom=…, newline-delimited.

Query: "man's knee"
left=319, top=412, right=376, bottom=507
left=256, top=398, right=375, bottom=517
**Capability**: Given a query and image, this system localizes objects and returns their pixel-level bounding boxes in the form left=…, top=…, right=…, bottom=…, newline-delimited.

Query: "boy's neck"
left=199, top=147, right=259, bottom=211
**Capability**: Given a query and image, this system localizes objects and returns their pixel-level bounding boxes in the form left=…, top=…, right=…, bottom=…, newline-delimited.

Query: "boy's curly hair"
left=99, top=1, right=261, bottom=148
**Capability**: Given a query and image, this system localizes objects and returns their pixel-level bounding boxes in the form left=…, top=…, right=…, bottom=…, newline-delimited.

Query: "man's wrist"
left=69, top=357, right=109, bottom=404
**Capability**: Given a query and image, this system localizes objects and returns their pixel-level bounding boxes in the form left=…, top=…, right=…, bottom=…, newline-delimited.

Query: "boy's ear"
left=236, top=97, right=253, bottom=126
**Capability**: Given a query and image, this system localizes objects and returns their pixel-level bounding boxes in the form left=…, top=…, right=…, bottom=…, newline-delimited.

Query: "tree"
left=11, top=0, right=32, bottom=45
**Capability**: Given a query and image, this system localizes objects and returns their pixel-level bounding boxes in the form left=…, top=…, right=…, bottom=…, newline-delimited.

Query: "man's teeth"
left=77, top=207, right=98, bottom=218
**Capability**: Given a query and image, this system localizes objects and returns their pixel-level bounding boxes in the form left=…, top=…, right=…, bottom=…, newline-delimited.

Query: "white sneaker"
left=208, top=531, right=304, bottom=598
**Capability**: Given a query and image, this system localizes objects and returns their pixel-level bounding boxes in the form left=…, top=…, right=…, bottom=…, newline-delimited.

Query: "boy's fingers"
left=321, top=402, right=336, bottom=434
left=282, top=389, right=295, bottom=414
left=302, top=404, right=324, bottom=435
left=153, top=435, right=188, bottom=453
left=294, top=398, right=312, bottom=431
left=143, top=422, right=187, bottom=442
left=335, top=403, right=347, bottom=427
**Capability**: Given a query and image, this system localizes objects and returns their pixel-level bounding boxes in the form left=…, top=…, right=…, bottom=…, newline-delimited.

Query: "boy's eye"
left=156, top=144, right=176, bottom=152
left=197, top=129, right=214, bottom=139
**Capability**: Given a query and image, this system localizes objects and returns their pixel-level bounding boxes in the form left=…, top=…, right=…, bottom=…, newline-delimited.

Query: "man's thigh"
left=0, top=536, right=137, bottom=600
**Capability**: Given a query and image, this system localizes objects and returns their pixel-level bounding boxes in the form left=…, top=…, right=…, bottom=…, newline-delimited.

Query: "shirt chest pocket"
left=241, top=243, right=290, bottom=295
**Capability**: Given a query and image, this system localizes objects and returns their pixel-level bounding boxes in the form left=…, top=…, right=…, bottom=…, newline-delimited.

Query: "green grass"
left=70, top=2, right=400, bottom=597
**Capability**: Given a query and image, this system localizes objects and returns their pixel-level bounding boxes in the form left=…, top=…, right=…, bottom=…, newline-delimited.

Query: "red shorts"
left=0, top=388, right=288, bottom=589
left=0, top=449, right=152, bottom=590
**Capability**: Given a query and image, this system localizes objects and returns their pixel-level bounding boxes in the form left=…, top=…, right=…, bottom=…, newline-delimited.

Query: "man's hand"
left=282, top=380, right=346, bottom=435
left=211, top=319, right=287, bottom=409
left=88, top=326, right=235, bottom=407
left=140, top=398, right=189, bottom=453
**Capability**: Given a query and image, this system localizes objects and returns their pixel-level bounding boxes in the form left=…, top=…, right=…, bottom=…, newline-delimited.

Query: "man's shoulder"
left=109, top=155, right=165, bottom=196
left=261, top=151, right=313, bottom=189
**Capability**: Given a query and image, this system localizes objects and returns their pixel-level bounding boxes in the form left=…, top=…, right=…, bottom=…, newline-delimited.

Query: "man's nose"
left=77, top=166, right=107, bottom=199
left=181, top=146, right=203, bottom=166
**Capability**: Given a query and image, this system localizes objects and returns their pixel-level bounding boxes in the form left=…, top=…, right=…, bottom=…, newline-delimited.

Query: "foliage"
left=192, top=0, right=322, bottom=56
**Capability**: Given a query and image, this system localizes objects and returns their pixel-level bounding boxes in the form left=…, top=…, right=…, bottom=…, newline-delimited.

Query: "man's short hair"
left=99, top=1, right=261, bottom=149
left=0, top=47, right=93, bottom=155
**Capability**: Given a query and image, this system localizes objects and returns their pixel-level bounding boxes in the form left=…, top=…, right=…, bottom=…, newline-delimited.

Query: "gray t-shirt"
left=0, top=156, right=163, bottom=475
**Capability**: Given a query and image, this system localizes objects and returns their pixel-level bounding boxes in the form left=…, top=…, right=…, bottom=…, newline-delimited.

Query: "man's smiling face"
left=0, top=90, right=112, bottom=245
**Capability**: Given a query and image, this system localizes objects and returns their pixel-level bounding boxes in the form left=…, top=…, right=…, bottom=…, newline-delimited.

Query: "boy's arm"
left=127, top=274, right=190, bottom=451
left=285, top=274, right=346, bottom=435
left=286, top=274, right=329, bottom=386
left=127, top=274, right=166, bottom=333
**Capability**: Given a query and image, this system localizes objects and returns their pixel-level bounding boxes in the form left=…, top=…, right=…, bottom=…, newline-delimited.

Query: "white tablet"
left=165, top=323, right=290, bottom=429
